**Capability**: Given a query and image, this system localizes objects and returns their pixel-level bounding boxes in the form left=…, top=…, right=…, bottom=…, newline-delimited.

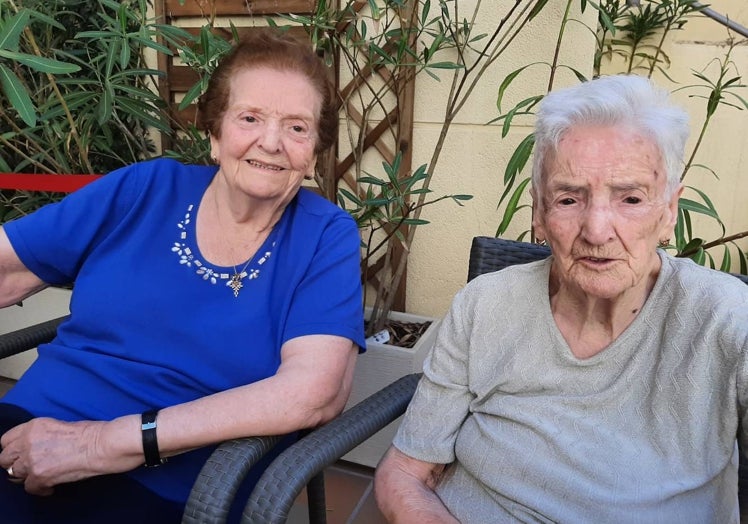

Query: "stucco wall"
left=405, top=0, right=748, bottom=318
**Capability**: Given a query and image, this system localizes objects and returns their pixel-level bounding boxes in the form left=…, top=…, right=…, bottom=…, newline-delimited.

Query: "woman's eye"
left=559, top=198, right=576, bottom=206
left=291, top=125, right=307, bottom=134
left=242, top=115, right=256, bottom=123
left=623, top=196, right=642, bottom=204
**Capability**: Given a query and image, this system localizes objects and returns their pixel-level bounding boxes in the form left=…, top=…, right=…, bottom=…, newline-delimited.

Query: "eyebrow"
left=230, top=105, right=316, bottom=122
left=547, top=181, right=646, bottom=193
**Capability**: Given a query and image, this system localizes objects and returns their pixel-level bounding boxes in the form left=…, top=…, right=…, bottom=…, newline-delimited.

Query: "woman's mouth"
left=246, top=159, right=283, bottom=171
left=580, top=256, right=615, bottom=267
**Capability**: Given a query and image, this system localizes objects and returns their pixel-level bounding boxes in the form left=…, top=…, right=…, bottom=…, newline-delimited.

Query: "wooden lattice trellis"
left=155, top=0, right=416, bottom=312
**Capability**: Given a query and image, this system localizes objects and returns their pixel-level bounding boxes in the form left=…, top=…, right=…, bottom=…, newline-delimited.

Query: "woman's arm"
left=0, top=228, right=47, bottom=307
left=0, top=334, right=357, bottom=494
left=375, top=446, right=459, bottom=524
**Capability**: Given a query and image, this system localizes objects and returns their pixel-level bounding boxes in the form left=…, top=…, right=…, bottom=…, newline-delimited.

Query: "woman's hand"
left=0, top=416, right=142, bottom=495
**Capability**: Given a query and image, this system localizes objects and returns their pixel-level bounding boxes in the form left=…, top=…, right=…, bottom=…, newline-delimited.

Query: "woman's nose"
left=580, top=204, right=615, bottom=245
left=259, top=121, right=282, bottom=152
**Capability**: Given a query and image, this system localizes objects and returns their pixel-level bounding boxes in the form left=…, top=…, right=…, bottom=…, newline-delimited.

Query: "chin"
left=572, top=273, right=633, bottom=300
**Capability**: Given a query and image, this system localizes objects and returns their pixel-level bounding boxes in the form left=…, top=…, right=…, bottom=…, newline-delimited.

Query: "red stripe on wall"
left=0, top=173, right=103, bottom=193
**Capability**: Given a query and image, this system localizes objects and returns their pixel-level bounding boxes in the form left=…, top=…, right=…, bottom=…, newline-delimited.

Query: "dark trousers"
left=0, top=403, right=183, bottom=524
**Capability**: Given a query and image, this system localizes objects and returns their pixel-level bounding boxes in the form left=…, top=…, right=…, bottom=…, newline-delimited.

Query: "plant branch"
left=678, top=230, right=748, bottom=258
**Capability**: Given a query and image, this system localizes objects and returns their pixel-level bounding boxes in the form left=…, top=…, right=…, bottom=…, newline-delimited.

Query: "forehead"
left=543, top=125, right=665, bottom=192
left=227, top=66, right=321, bottom=119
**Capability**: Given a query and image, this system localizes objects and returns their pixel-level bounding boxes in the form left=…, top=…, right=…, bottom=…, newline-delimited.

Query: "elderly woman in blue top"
left=0, top=29, right=365, bottom=523
left=375, top=75, right=748, bottom=523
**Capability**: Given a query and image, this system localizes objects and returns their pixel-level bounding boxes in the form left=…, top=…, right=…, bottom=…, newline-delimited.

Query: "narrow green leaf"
left=120, top=39, right=131, bottom=71
left=26, top=9, right=65, bottom=31
left=501, top=96, right=543, bottom=137
left=0, top=64, right=36, bottom=127
left=719, top=245, right=731, bottom=272
left=179, top=80, right=205, bottom=110
left=116, top=98, right=172, bottom=134
left=0, top=9, right=31, bottom=52
left=503, top=133, right=535, bottom=187
left=497, top=64, right=539, bottom=112
left=737, top=247, right=747, bottom=275
left=0, top=50, right=80, bottom=74
left=105, top=39, right=119, bottom=78
left=338, top=187, right=362, bottom=206
left=682, top=237, right=704, bottom=253
left=358, top=176, right=388, bottom=186
left=97, top=82, right=114, bottom=124
left=425, top=61, right=462, bottom=70
left=690, top=247, right=706, bottom=265
left=529, top=0, right=552, bottom=20
left=678, top=197, right=721, bottom=220
left=496, top=178, right=531, bottom=236
left=403, top=218, right=430, bottom=226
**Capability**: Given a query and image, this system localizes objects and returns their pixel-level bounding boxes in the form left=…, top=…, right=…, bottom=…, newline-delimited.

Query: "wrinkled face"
left=210, top=66, right=320, bottom=202
left=533, top=125, right=681, bottom=300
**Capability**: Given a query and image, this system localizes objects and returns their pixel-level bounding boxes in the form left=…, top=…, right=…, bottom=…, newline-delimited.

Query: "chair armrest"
left=182, top=435, right=284, bottom=524
left=0, top=315, right=67, bottom=359
left=241, top=372, right=422, bottom=524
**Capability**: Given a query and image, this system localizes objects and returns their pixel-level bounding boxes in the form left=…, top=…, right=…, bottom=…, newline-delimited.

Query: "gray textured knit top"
left=393, top=252, right=748, bottom=523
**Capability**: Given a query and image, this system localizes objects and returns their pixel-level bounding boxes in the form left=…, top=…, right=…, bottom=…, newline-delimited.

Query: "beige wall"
left=405, top=0, right=748, bottom=318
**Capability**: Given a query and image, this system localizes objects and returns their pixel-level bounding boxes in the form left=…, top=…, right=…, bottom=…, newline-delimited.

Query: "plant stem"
left=678, top=230, right=748, bottom=258
left=548, top=0, right=574, bottom=92
left=680, top=111, right=711, bottom=182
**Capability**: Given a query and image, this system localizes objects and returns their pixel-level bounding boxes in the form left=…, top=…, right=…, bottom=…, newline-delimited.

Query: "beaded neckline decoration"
left=171, top=204, right=277, bottom=297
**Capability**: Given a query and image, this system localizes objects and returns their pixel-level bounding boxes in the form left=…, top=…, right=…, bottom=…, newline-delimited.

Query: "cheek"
left=619, top=207, right=667, bottom=239
left=289, top=144, right=316, bottom=168
left=214, top=129, right=247, bottom=158
left=542, top=212, right=578, bottom=243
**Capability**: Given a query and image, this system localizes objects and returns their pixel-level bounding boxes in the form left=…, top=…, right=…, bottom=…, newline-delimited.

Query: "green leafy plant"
left=0, top=0, right=179, bottom=218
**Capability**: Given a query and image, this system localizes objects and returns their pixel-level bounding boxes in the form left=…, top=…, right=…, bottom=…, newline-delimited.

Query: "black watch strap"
left=141, top=409, right=167, bottom=467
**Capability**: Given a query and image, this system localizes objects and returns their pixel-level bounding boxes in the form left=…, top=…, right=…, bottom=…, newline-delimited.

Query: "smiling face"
left=533, top=124, right=681, bottom=301
left=209, top=66, right=321, bottom=205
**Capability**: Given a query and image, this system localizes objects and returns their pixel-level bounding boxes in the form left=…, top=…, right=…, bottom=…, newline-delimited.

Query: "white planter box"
left=0, top=287, right=71, bottom=379
left=342, top=310, right=440, bottom=467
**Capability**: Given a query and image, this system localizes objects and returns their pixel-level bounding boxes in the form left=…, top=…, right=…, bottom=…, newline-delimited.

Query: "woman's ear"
left=305, top=155, right=318, bottom=180
left=664, top=184, right=684, bottom=232
left=530, top=187, right=546, bottom=242
left=209, top=133, right=220, bottom=164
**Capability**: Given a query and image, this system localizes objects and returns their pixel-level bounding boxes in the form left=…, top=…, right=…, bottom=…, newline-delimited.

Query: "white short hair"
left=532, top=75, right=690, bottom=202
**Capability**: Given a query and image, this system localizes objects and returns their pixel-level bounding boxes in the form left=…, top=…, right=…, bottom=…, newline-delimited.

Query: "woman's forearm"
left=375, top=447, right=459, bottom=523
left=104, top=336, right=356, bottom=463
left=0, top=336, right=356, bottom=492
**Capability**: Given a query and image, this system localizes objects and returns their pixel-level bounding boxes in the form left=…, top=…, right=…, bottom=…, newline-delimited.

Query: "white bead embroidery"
left=172, top=204, right=275, bottom=292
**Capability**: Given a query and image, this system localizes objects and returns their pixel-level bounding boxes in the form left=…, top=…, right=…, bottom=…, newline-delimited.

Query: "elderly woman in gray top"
left=375, top=75, right=748, bottom=523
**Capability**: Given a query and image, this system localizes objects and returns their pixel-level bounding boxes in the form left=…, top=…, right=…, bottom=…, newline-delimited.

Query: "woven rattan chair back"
left=468, top=237, right=550, bottom=282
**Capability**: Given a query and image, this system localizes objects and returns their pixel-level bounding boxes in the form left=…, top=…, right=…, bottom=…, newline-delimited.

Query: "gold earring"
left=536, top=238, right=547, bottom=246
